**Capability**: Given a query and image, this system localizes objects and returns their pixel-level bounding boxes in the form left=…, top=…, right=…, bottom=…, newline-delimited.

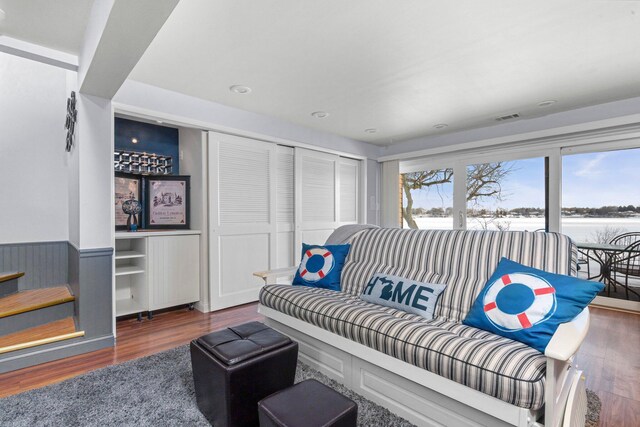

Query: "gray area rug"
left=0, top=345, right=601, bottom=426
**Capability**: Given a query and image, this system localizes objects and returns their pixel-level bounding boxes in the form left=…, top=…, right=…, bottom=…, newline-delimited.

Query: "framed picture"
left=115, top=173, right=142, bottom=230
left=144, top=175, right=190, bottom=229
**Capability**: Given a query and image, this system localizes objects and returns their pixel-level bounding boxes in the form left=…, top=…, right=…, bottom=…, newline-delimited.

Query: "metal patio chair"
left=609, top=237, right=640, bottom=300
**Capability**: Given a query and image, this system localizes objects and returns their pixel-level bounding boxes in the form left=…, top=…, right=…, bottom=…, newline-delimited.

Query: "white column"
left=380, top=160, right=400, bottom=228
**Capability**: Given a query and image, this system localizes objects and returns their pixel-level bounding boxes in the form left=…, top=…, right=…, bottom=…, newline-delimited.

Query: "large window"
left=562, top=148, right=640, bottom=243
left=401, top=168, right=454, bottom=229
left=466, top=158, right=546, bottom=232
left=397, top=142, right=640, bottom=310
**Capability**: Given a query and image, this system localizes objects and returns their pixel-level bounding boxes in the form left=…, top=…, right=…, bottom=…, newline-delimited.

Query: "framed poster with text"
left=144, top=175, right=190, bottom=229
left=115, top=172, right=142, bottom=230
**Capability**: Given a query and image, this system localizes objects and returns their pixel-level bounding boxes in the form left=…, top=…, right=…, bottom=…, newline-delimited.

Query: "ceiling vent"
left=495, top=113, right=520, bottom=122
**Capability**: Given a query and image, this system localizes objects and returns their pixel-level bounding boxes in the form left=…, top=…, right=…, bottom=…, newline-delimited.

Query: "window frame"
left=401, top=149, right=554, bottom=232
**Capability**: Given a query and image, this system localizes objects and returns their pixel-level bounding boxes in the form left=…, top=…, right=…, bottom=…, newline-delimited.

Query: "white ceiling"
left=0, top=0, right=93, bottom=54
left=4, top=1, right=640, bottom=146
left=128, top=0, right=640, bottom=145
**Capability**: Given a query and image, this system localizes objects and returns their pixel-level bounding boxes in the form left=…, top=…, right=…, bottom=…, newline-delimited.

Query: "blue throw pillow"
left=360, top=273, right=447, bottom=320
left=463, top=257, right=604, bottom=353
left=292, top=243, right=351, bottom=291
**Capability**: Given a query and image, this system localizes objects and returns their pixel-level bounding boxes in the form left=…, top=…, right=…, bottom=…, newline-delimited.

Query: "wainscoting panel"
left=0, top=241, right=68, bottom=291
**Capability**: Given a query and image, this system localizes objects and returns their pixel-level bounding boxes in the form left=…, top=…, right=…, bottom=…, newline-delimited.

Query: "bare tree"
left=401, top=162, right=513, bottom=229
left=589, top=225, right=627, bottom=244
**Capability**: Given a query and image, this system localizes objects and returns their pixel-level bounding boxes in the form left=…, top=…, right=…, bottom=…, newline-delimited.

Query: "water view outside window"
left=401, top=168, right=454, bottom=229
left=563, top=148, right=640, bottom=303
left=401, top=158, right=546, bottom=231
left=562, top=149, right=640, bottom=242
left=466, top=158, right=546, bottom=232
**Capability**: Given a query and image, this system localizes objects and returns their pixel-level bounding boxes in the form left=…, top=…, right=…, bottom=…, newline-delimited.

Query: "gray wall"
left=0, top=242, right=114, bottom=373
left=0, top=241, right=68, bottom=291
left=68, top=244, right=113, bottom=337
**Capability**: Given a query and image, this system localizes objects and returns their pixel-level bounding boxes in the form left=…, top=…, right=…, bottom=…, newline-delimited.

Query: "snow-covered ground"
left=408, top=216, right=640, bottom=243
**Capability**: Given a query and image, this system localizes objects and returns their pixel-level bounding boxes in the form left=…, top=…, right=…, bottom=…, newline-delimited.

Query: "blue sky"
left=406, top=148, right=640, bottom=210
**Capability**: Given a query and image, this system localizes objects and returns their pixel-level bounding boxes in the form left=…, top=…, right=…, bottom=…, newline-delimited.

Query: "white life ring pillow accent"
left=298, top=247, right=335, bottom=282
left=483, top=273, right=556, bottom=332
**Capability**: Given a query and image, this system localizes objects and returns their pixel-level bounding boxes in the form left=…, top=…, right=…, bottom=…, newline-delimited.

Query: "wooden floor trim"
left=0, top=331, right=85, bottom=355
left=0, top=286, right=74, bottom=319
left=0, top=272, right=24, bottom=284
left=0, top=317, right=83, bottom=354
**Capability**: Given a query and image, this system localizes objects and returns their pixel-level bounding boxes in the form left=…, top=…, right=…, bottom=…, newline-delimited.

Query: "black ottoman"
left=190, top=321, right=298, bottom=427
left=258, top=379, right=358, bottom=427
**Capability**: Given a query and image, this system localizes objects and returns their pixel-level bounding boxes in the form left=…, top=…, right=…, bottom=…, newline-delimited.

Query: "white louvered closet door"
left=208, top=132, right=278, bottom=310
left=338, top=157, right=361, bottom=225
left=295, top=148, right=340, bottom=250
left=276, top=145, right=296, bottom=267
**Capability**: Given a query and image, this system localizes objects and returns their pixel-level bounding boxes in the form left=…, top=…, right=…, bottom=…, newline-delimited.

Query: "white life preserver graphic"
left=298, top=247, right=335, bottom=282
left=483, top=273, right=556, bottom=332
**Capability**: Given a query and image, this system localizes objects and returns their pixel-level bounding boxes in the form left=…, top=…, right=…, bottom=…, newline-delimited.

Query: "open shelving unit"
left=114, top=237, right=147, bottom=318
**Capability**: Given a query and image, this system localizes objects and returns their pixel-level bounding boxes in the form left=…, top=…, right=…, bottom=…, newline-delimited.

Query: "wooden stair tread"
left=0, top=286, right=74, bottom=319
left=0, top=272, right=24, bottom=284
left=0, top=317, right=84, bottom=354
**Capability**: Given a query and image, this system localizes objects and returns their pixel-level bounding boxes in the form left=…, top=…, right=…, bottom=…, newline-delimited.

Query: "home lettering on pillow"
left=361, top=273, right=447, bottom=320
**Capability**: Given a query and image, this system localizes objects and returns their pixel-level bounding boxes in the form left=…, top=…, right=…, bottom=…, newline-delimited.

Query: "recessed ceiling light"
left=229, top=85, right=252, bottom=94
left=433, top=123, right=448, bottom=129
left=311, top=111, right=329, bottom=119
left=131, top=138, right=138, bottom=144
left=364, top=128, right=377, bottom=134
left=537, top=100, right=557, bottom=107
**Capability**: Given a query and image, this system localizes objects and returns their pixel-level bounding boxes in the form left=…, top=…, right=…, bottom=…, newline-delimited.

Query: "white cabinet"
left=115, top=231, right=200, bottom=319
left=147, top=235, right=200, bottom=311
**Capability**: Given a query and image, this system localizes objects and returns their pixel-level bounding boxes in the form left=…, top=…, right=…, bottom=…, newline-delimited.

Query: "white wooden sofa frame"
left=255, top=268, right=590, bottom=427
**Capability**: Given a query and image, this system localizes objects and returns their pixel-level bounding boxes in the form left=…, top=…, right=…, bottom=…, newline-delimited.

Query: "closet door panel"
left=209, top=132, right=276, bottom=310
left=295, top=148, right=340, bottom=251
left=301, top=229, right=334, bottom=246
left=276, top=146, right=295, bottom=267
left=219, top=233, right=269, bottom=296
left=339, top=157, right=360, bottom=224
left=276, top=232, right=295, bottom=268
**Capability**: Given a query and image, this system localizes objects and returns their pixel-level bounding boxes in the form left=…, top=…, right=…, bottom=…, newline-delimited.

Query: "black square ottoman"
left=190, top=321, right=298, bottom=427
left=258, top=379, right=358, bottom=427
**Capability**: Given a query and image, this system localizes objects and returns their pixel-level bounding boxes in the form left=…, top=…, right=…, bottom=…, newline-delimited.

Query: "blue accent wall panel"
left=115, top=118, right=180, bottom=173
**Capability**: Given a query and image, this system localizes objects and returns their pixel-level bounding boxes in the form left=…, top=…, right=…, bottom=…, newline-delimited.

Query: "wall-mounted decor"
left=114, top=149, right=173, bottom=175
left=115, top=173, right=142, bottom=230
left=65, top=91, right=77, bottom=152
left=144, top=175, right=190, bottom=229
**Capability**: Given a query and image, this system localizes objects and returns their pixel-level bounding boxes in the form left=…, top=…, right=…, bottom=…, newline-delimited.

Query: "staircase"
left=0, top=272, right=84, bottom=355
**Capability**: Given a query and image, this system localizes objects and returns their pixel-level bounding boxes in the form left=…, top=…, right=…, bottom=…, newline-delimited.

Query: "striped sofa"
left=258, top=228, right=585, bottom=426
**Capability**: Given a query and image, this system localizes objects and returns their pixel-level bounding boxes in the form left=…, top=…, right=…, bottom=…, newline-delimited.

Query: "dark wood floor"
left=0, top=302, right=263, bottom=399
left=0, top=304, right=637, bottom=426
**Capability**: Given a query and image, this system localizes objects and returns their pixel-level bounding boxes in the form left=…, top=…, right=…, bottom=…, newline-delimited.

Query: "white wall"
left=0, top=52, right=69, bottom=244
left=74, top=93, right=113, bottom=249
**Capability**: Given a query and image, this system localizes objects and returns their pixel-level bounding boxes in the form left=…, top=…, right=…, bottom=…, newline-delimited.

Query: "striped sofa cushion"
left=340, top=229, right=577, bottom=322
left=259, top=284, right=547, bottom=409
